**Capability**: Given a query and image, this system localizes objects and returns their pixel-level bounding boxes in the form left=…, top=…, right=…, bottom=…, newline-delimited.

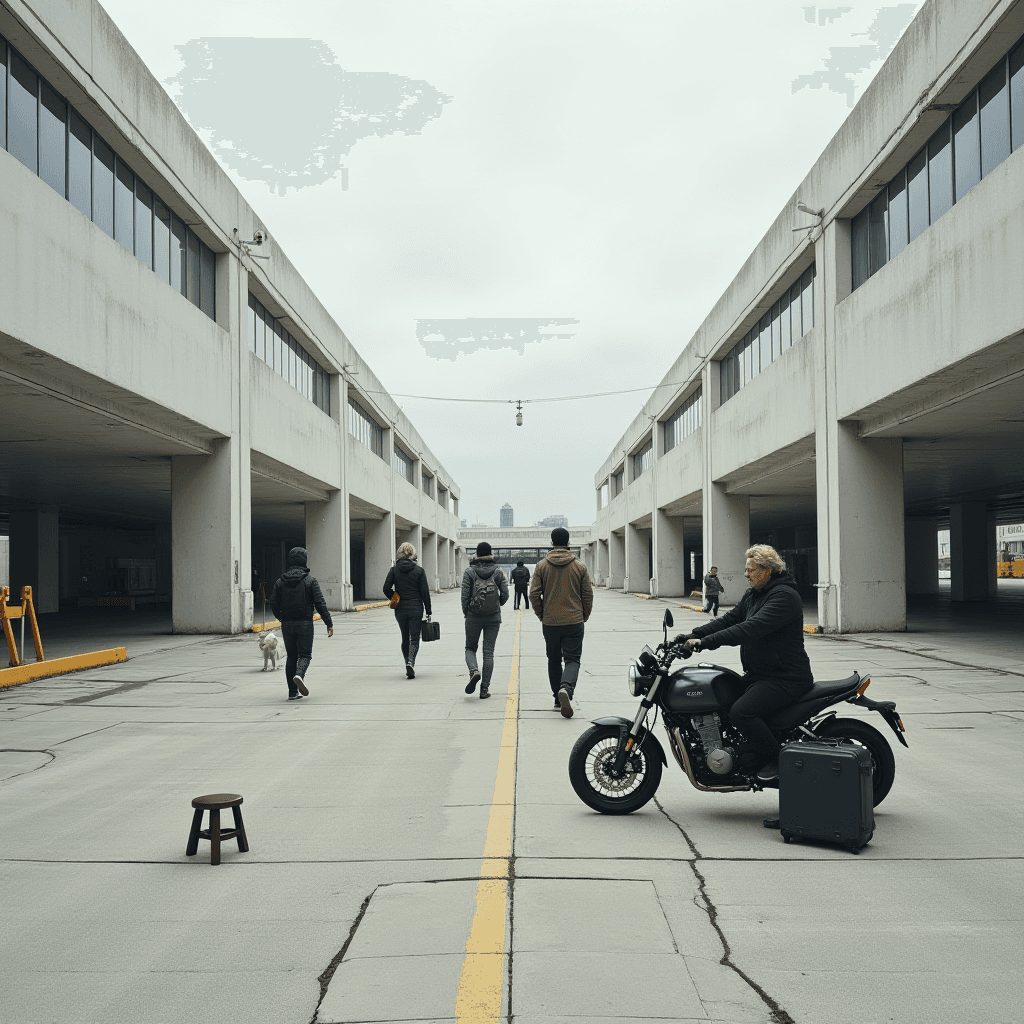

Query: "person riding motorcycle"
left=677, top=544, right=812, bottom=782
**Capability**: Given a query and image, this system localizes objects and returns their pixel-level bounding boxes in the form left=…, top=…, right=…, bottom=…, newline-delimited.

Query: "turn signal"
left=855, top=677, right=871, bottom=696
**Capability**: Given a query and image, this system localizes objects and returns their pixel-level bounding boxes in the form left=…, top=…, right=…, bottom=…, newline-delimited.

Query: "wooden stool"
left=186, top=794, right=249, bottom=865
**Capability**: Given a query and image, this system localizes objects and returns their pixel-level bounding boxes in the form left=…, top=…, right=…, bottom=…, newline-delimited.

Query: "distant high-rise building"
left=537, top=515, right=569, bottom=530
left=460, top=519, right=467, bottom=528
left=500, top=503, right=514, bottom=527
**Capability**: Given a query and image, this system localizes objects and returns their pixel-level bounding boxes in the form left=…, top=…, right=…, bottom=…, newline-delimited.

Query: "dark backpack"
left=278, top=576, right=309, bottom=620
left=468, top=570, right=500, bottom=616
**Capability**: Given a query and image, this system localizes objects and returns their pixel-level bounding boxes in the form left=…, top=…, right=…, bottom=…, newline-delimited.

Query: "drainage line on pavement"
left=654, top=796, right=796, bottom=1024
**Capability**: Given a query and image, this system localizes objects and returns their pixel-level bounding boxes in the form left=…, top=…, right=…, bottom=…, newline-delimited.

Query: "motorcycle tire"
left=568, top=724, right=663, bottom=815
left=816, top=718, right=897, bottom=807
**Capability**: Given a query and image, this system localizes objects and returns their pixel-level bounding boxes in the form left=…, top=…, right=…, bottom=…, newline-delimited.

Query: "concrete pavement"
left=1, top=588, right=1021, bottom=1023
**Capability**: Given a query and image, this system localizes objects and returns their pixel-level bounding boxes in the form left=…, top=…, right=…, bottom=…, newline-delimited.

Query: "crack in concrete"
left=311, top=888, right=376, bottom=1024
left=654, top=796, right=796, bottom=1024
left=816, top=634, right=1024, bottom=679
left=0, top=747, right=56, bottom=781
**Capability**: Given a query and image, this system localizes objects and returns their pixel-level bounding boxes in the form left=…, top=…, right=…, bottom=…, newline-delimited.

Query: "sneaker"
left=479, top=687, right=491, bottom=700
left=552, top=699, right=561, bottom=711
left=406, top=663, right=415, bottom=679
left=288, top=691, right=303, bottom=701
left=756, top=762, right=779, bottom=782
left=465, top=670, right=481, bottom=694
left=557, top=687, right=574, bottom=718
left=293, top=675, right=309, bottom=697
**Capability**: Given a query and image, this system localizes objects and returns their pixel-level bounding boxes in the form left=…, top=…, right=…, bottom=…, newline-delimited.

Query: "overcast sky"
left=101, top=0, right=922, bottom=528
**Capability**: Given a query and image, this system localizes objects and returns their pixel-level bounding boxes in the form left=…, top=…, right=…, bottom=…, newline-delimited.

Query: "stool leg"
left=210, top=808, right=221, bottom=866
left=186, top=807, right=204, bottom=857
left=232, top=805, right=249, bottom=853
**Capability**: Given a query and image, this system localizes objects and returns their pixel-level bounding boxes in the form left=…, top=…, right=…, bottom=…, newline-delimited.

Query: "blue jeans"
left=465, top=618, right=500, bottom=687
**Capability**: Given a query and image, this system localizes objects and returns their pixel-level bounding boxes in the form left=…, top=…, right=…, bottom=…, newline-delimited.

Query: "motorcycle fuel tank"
left=662, top=666, right=746, bottom=714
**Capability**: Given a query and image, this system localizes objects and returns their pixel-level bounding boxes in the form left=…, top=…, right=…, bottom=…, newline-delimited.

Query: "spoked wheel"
left=817, top=718, right=897, bottom=807
left=568, top=724, right=662, bottom=814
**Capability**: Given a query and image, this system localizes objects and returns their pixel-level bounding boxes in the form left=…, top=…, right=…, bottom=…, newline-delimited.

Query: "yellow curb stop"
left=0, top=648, right=128, bottom=689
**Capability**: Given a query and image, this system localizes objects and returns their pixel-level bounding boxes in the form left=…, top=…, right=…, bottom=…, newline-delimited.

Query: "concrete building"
left=537, top=515, right=569, bottom=530
left=0, top=0, right=460, bottom=631
left=589, top=0, right=1024, bottom=632
left=500, top=503, right=514, bottom=527
left=458, top=526, right=590, bottom=568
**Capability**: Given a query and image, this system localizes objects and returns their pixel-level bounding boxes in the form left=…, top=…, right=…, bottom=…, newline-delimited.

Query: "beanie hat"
left=551, top=528, right=570, bottom=547
left=476, top=541, right=493, bottom=557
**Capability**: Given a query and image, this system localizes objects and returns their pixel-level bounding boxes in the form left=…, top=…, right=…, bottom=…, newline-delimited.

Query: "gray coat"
left=461, top=557, right=509, bottom=623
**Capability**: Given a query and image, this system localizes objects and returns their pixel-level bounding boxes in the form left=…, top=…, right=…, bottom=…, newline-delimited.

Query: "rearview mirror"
left=663, top=609, right=674, bottom=629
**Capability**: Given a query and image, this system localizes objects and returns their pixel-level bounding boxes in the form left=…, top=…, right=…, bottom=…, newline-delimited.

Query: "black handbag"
left=420, top=619, right=441, bottom=642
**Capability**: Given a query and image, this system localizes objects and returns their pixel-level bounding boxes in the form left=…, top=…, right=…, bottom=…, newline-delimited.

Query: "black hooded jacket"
left=510, top=565, right=531, bottom=589
left=270, top=547, right=333, bottom=628
left=383, top=557, right=432, bottom=617
left=689, top=571, right=812, bottom=693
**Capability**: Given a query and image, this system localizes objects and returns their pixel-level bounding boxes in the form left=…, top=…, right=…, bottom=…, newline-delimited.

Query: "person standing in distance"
left=270, top=546, right=334, bottom=701
left=461, top=541, right=509, bottom=700
left=530, top=528, right=593, bottom=717
left=510, top=560, right=531, bottom=610
left=703, top=565, right=724, bottom=617
left=383, top=542, right=432, bottom=679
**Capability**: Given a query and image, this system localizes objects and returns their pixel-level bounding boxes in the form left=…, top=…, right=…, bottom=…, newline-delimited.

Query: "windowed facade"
left=393, top=445, right=414, bottom=484
left=0, top=32, right=218, bottom=322
left=664, top=387, right=702, bottom=452
left=598, top=482, right=609, bottom=510
left=632, top=440, right=654, bottom=480
left=247, top=295, right=331, bottom=413
left=612, top=470, right=624, bottom=496
left=720, top=265, right=815, bottom=404
left=422, top=472, right=434, bottom=498
left=852, top=32, right=1024, bottom=291
left=347, top=396, right=384, bottom=458
left=438, top=487, right=448, bottom=510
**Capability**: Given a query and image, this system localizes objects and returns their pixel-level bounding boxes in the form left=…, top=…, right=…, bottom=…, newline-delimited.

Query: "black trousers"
left=281, top=622, right=314, bottom=693
left=703, top=594, right=720, bottom=616
left=542, top=623, right=584, bottom=697
left=395, top=611, right=422, bottom=666
left=514, top=587, right=530, bottom=609
left=730, top=681, right=809, bottom=765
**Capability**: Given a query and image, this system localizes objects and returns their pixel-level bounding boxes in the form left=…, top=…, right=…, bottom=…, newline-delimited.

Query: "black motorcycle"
left=568, top=610, right=908, bottom=814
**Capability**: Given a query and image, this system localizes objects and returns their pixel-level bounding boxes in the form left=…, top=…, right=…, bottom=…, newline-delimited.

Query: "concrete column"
left=172, top=438, right=247, bottom=632
left=422, top=531, right=438, bottom=590
left=9, top=508, right=59, bottom=613
left=987, top=514, right=998, bottom=598
left=337, top=373, right=352, bottom=610
left=305, top=491, right=345, bottom=612
left=949, top=502, right=988, bottom=602
left=410, top=524, right=424, bottom=564
left=624, top=522, right=648, bottom=593
left=703, top=484, right=748, bottom=605
left=654, top=510, right=687, bottom=597
left=597, top=539, right=609, bottom=585
left=364, top=512, right=395, bottom=603
left=904, top=517, right=938, bottom=596
left=608, top=531, right=625, bottom=589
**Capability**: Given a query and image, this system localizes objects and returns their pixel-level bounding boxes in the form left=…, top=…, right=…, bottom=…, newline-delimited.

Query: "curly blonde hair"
left=745, top=544, right=787, bottom=574
left=397, top=542, right=417, bottom=561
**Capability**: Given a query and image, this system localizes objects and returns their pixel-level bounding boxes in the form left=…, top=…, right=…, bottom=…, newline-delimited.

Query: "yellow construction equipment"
left=1, top=586, right=45, bottom=667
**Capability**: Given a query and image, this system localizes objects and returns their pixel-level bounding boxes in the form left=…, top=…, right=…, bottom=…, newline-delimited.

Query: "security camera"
left=252, top=230, right=265, bottom=245
left=796, top=201, right=822, bottom=218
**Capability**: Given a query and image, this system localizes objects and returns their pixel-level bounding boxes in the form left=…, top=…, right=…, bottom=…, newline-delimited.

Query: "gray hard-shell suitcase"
left=778, top=739, right=874, bottom=853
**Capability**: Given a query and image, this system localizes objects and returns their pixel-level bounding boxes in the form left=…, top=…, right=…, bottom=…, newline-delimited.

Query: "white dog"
left=257, top=630, right=280, bottom=671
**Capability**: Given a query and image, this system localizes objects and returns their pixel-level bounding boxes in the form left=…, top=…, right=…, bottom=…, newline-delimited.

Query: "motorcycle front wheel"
left=568, top=724, right=663, bottom=814
left=817, top=718, right=896, bottom=807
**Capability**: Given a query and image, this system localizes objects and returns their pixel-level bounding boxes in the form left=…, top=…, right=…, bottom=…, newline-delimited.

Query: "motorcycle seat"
left=801, top=672, right=861, bottom=701
left=768, top=672, right=861, bottom=732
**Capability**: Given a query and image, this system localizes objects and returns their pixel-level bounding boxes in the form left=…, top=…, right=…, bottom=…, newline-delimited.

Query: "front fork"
left=612, top=675, right=664, bottom=774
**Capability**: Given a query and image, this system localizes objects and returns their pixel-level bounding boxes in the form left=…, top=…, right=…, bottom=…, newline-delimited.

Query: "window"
left=599, top=482, right=609, bottom=509
left=248, top=294, right=331, bottom=413
left=850, top=32, right=1024, bottom=293
left=0, top=35, right=219, bottom=323
left=438, top=487, right=448, bottom=510
left=422, top=472, right=434, bottom=497
left=348, top=396, right=384, bottom=458
left=613, top=470, right=624, bottom=496
left=664, top=387, right=702, bottom=453
left=393, top=446, right=414, bottom=483
left=720, top=266, right=815, bottom=404
left=633, top=440, right=653, bottom=480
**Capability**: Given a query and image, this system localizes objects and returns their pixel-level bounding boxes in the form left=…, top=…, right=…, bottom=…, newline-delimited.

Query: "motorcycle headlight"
left=628, top=663, right=652, bottom=697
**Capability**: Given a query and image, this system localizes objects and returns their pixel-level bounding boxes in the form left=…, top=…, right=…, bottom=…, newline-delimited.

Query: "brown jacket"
left=530, top=548, right=593, bottom=626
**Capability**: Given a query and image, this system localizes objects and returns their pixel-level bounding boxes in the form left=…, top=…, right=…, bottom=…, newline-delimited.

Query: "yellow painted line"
left=803, top=623, right=822, bottom=635
left=0, top=648, right=128, bottom=689
left=634, top=593, right=653, bottom=600
left=678, top=602, right=704, bottom=612
left=455, top=610, right=520, bottom=1022
left=353, top=601, right=389, bottom=612
left=250, top=614, right=323, bottom=633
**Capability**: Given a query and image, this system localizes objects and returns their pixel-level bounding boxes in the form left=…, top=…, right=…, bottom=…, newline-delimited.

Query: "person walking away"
left=510, top=561, right=531, bottom=610
left=530, top=528, right=593, bottom=718
left=270, top=546, right=334, bottom=701
left=681, top=545, right=813, bottom=781
left=383, top=543, right=432, bottom=679
left=703, top=565, right=724, bottom=617
left=461, top=541, right=509, bottom=699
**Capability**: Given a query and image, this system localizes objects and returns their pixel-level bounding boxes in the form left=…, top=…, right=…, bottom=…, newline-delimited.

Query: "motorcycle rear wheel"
left=568, top=724, right=663, bottom=814
left=817, top=718, right=896, bottom=807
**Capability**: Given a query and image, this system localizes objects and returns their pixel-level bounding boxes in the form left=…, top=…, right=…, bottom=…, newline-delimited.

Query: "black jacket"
left=461, top=557, right=509, bottom=622
left=703, top=572, right=724, bottom=596
left=270, top=566, right=333, bottom=628
left=690, top=572, right=812, bottom=692
left=383, top=558, right=432, bottom=617
left=510, top=565, right=531, bottom=589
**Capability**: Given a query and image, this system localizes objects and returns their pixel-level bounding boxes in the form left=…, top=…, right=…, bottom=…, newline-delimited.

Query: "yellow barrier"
left=251, top=613, right=323, bottom=634
left=0, top=647, right=128, bottom=689
left=2, top=586, right=45, bottom=667
left=997, top=560, right=1024, bottom=578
